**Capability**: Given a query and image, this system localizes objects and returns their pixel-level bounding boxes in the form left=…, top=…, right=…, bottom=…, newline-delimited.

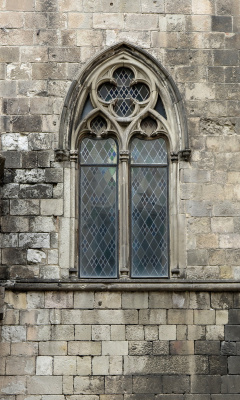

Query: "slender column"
left=170, top=152, right=180, bottom=276
left=69, top=150, right=78, bottom=275
left=119, top=150, right=130, bottom=277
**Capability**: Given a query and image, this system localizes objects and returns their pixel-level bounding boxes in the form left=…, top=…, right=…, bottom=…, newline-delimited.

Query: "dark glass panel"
left=90, top=116, right=107, bottom=135
left=80, top=165, right=118, bottom=278
left=80, top=137, right=117, bottom=164
left=130, top=137, right=167, bottom=165
left=131, top=167, right=168, bottom=277
left=80, top=95, right=94, bottom=121
left=155, top=95, right=167, bottom=119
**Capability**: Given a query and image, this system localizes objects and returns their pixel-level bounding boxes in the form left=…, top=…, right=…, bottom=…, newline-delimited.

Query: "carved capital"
left=170, top=152, right=178, bottom=162
left=55, top=149, right=70, bottom=162
left=70, top=150, right=78, bottom=163
left=119, top=150, right=130, bottom=162
left=179, top=149, right=191, bottom=162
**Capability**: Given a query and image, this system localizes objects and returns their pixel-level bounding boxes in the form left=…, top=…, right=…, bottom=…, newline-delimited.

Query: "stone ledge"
left=2, top=280, right=240, bottom=292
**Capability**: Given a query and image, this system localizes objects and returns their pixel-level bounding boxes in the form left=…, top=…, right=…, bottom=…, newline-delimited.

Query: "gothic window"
left=59, top=43, right=190, bottom=279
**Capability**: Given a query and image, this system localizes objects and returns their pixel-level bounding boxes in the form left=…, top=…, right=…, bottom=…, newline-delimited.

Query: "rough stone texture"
left=0, top=0, right=240, bottom=397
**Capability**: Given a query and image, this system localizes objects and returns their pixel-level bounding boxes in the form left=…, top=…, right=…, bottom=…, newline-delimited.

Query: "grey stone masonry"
left=0, top=290, right=239, bottom=397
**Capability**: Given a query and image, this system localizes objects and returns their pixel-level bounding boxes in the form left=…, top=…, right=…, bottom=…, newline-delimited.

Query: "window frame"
left=56, top=42, right=191, bottom=281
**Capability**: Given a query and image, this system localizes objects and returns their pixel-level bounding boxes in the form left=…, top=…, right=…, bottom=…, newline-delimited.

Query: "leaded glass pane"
left=131, top=138, right=167, bottom=165
left=97, top=67, right=150, bottom=117
left=155, top=95, right=167, bottom=119
left=131, top=167, right=168, bottom=277
left=141, top=117, right=157, bottom=136
left=80, top=95, right=94, bottom=121
left=80, top=165, right=118, bottom=277
left=90, top=116, right=107, bottom=135
left=80, top=137, right=117, bottom=164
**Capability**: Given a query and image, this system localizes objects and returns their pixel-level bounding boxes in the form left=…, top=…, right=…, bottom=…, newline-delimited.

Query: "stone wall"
left=1, top=290, right=240, bottom=398
left=1, top=0, right=240, bottom=397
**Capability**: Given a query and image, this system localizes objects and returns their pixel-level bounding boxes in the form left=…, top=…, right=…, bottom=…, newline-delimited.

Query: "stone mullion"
left=119, top=151, right=130, bottom=277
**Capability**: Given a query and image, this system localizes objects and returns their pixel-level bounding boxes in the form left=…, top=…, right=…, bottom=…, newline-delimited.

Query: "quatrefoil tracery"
left=97, top=67, right=150, bottom=118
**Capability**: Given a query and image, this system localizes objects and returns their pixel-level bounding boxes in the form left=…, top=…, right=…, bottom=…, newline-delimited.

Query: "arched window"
left=57, top=43, right=190, bottom=280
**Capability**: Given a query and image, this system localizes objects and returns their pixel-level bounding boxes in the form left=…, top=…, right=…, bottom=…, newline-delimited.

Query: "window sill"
left=1, top=279, right=240, bottom=292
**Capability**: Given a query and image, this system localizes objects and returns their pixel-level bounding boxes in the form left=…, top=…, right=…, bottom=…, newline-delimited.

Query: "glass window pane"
left=80, top=137, right=117, bottom=164
left=131, top=167, right=168, bottom=278
left=130, top=138, right=167, bottom=165
left=80, top=165, right=118, bottom=278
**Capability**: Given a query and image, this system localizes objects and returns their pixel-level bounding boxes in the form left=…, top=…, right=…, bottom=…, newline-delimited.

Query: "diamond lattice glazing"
left=130, top=137, right=167, bottom=164
left=80, top=165, right=118, bottom=277
left=80, top=137, right=117, bottom=164
left=131, top=167, right=168, bottom=277
left=90, top=116, right=107, bottom=135
left=97, top=67, right=150, bottom=117
left=141, top=117, right=158, bottom=135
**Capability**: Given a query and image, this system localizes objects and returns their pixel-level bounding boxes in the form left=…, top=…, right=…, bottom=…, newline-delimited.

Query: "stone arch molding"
left=57, top=42, right=190, bottom=278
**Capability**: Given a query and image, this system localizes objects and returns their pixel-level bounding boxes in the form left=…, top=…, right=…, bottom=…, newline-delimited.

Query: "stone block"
left=45, top=291, right=73, bottom=308
left=45, top=168, right=63, bottom=183
left=195, top=341, right=220, bottom=355
left=129, top=341, right=152, bottom=356
left=216, top=310, right=228, bottom=325
left=221, top=341, right=236, bottom=355
left=0, top=232, right=18, bottom=247
left=54, top=356, right=76, bottom=375
left=20, top=309, right=49, bottom=325
left=206, top=325, right=224, bottom=340
left=170, top=341, right=194, bottom=355
left=187, top=249, right=208, bottom=266
left=168, top=310, right=193, bottom=324
left=109, top=356, right=122, bottom=375
left=188, top=325, right=206, bottom=340
left=132, top=376, right=162, bottom=394
left=2, top=151, right=22, bottom=168
left=74, top=376, right=104, bottom=394
left=6, top=355, right=35, bottom=375
left=92, top=325, right=110, bottom=341
left=92, top=356, right=109, bottom=375
left=28, top=133, right=51, bottom=151
left=74, top=292, right=94, bottom=309
left=27, top=376, right=62, bottom=394
left=111, top=325, right=125, bottom=341
left=159, top=325, right=176, bottom=341
left=51, top=325, right=74, bottom=341
left=11, top=342, right=38, bottom=356
left=124, top=355, right=208, bottom=375
left=76, top=356, right=91, bottom=375
left=126, top=325, right=144, bottom=341
left=194, top=310, right=215, bottom=324
left=15, top=169, right=45, bottom=184
left=228, top=309, right=240, bottom=324
left=27, top=326, right=51, bottom=341
left=93, top=13, right=123, bottom=29
left=36, top=356, right=52, bottom=375
left=123, top=292, right=149, bottom=309
left=139, top=309, right=167, bottom=325
left=0, top=343, right=10, bottom=356
left=94, top=292, right=121, bottom=309
left=68, top=341, right=101, bottom=355
left=29, top=216, right=56, bottom=233
left=12, top=115, right=42, bottom=133
left=39, top=341, right=67, bottom=356
left=10, top=199, right=39, bottom=215
left=125, top=14, right=158, bottom=30
left=105, top=376, right=132, bottom=394
left=2, top=248, right=27, bottom=265
left=62, top=309, right=138, bottom=325
left=40, top=199, right=63, bottom=216
left=209, top=356, right=227, bottom=374
left=2, top=326, right=26, bottom=342
left=27, top=249, right=46, bottom=264
left=163, top=375, right=190, bottom=394
left=191, top=375, right=221, bottom=393
left=19, top=184, right=53, bottom=199
left=153, top=341, right=169, bottom=355
left=2, top=133, right=28, bottom=150
left=75, top=325, right=91, bottom=340
left=212, top=15, right=232, bottom=31
left=149, top=292, right=173, bottom=309
left=22, top=152, right=38, bottom=168
left=19, top=233, right=50, bottom=248
left=0, top=376, right=26, bottom=394
left=189, top=292, right=210, bottom=309
left=145, top=325, right=158, bottom=341
left=102, top=341, right=128, bottom=356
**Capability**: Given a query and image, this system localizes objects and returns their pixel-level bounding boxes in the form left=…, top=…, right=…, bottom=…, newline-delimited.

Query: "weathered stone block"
left=39, top=341, right=67, bottom=356
left=36, top=356, right=53, bottom=375
left=2, top=151, right=22, bottom=168
left=76, top=356, right=91, bottom=375
left=221, top=341, right=236, bottom=355
left=191, top=375, right=221, bottom=393
left=2, top=326, right=26, bottom=342
left=28, top=133, right=52, bottom=150
left=153, top=341, right=169, bottom=355
left=102, top=341, right=128, bottom=356
left=0, top=376, right=26, bottom=394
left=40, top=199, right=63, bottom=216
left=74, top=376, right=104, bottom=394
left=105, top=376, right=132, bottom=394
left=126, top=325, right=144, bottom=341
left=68, top=341, right=101, bottom=355
left=206, top=325, right=224, bottom=340
left=168, top=310, right=193, bottom=325
left=19, top=233, right=50, bottom=248
left=92, top=356, right=109, bottom=375
left=195, top=341, right=220, bottom=355
left=20, top=309, right=49, bottom=325
left=139, top=310, right=167, bottom=325
left=94, top=292, right=121, bottom=309
left=212, top=15, right=232, bottom=31
left=163, top=375, right=190, bottom=394
left=159, top=325, right=176, bottom=341
left=27, top=326, right=51, bottom=341
left=132, top=376, right=162, bottom=394
left=194, top=310, right=215, bottom=324
left=129, top=341, right=153, bottom=356
left=19, top=184, right=53, bottom=199
left=51, top=325, right=74, bottom=341
left=92, top=325, right=110, bottom=341
left=222, top=375, right=240, bottom=394
left=170, top=341, right=194, bottom=355
left=54, top=356, right=76, bottom=375
left=111, top=325, right=125, bottom=341
left=45, top=291, right=73, bottom=308
left=11, top=342, right=38, bottom=356
left=149, top=292, right=173, bottom=309
left=209, top=356, right=227, bottom=375
left=12, top=115, right=42, bottom=133
left=2, top=248, right=27, bottom=265
left=27, top=376, right=62, bottom=394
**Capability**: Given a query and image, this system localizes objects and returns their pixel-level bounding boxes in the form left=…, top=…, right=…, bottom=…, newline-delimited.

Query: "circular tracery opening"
left=97, top=67, right=150, bottom=118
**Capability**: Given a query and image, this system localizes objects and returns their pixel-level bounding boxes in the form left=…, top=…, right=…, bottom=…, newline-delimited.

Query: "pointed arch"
left=58, top=42, right=189, bottom=157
